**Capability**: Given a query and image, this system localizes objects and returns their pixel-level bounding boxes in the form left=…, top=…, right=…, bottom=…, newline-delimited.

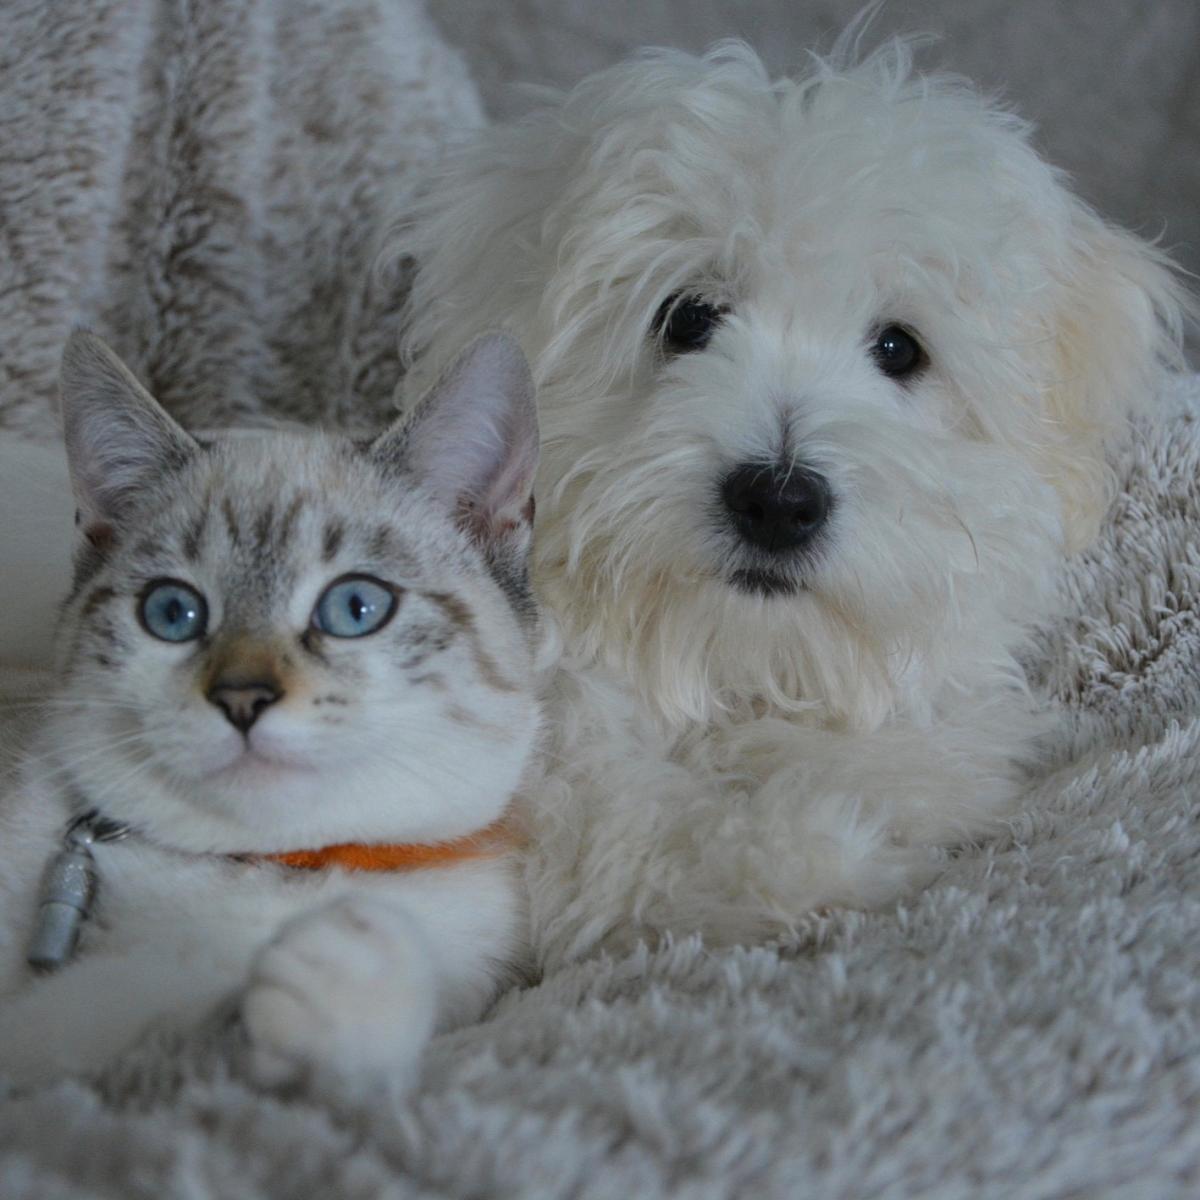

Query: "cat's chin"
left=190, top=731, right=324, bottom=780
left=210, top=746, right=315, bottom=781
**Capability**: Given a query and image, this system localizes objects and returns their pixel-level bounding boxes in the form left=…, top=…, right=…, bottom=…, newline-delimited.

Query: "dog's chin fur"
left=391, top=36, right=1191, bottom=965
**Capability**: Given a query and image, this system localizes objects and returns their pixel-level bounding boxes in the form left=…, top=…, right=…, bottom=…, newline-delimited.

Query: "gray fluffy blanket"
left=1, top=2, right=1198, bottom=1196
left=0, top=0, right=480, bottom=441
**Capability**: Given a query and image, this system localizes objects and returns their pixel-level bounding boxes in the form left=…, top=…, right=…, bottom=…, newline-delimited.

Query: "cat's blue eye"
left=138, top=580, right=208, bottom=643
left=313, top=575, right=398, bottom=638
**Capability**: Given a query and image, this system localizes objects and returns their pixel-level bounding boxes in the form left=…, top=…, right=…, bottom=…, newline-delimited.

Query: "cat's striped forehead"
left=110, top=434, right=461, bottom=598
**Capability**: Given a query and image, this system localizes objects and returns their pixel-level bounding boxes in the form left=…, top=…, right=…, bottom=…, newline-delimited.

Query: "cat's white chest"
left=75, top=839, right=522, bottom=1010
left=0, top=777, right=524, bottom=1088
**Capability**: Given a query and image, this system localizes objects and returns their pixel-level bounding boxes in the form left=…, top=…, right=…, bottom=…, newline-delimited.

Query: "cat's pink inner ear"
left=400, top=334, right=540, bottom=540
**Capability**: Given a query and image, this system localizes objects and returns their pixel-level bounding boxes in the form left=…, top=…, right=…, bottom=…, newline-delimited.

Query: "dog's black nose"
left=207, top=681, right=282, bottom=733
left=721, top=463, right=832, bottom=553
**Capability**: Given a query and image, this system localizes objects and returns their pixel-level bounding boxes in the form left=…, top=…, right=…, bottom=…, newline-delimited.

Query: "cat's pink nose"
left=207, top=681, right=282, bottom=734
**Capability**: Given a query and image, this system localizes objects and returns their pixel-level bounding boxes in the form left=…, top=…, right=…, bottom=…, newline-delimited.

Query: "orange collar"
left=249, top=814, right=516, bottom=873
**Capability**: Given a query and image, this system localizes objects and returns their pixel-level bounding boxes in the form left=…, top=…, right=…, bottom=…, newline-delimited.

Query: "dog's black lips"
left=728, top=568, right=802, bottom=597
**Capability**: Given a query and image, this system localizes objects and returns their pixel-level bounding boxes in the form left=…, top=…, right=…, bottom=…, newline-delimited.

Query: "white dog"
left=390, top=36, right=1189, bottom=968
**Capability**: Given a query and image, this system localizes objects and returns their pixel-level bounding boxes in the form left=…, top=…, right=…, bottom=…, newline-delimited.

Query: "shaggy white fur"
left=391, top=37, right=1191, bottom=965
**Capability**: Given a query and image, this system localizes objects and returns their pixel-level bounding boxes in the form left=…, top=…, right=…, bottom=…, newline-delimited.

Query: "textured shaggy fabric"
left=0, top=0, right=482, bottom=443
left=0, top=377, right=1196, bottom=1197
left=1, top=2, right=1198, bottom=1193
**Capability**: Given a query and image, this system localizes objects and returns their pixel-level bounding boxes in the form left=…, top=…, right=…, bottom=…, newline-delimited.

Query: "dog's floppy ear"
left=1035, top=211, right=1189, bottom=552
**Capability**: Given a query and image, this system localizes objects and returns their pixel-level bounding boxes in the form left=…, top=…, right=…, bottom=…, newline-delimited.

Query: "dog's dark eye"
left=871, top=325, right=925, bottom=379
left=654, top=295, right=726, bottom=354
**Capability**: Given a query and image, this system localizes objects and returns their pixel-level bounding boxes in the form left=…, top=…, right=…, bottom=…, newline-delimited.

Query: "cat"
left=0, top=329, right=547, bottom=1092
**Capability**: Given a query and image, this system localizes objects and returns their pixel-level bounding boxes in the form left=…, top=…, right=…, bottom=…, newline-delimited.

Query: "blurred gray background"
left=430, top=0, right=1200, bottom=283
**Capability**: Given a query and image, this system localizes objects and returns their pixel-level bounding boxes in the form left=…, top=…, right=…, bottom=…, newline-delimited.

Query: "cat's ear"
left=374, top=333, right=539, bottom=545
left=59, top=331, right=198, bottom=534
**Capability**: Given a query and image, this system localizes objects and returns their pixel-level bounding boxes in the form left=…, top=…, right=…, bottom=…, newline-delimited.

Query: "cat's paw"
left=242, top=894, right=435, bottom=1092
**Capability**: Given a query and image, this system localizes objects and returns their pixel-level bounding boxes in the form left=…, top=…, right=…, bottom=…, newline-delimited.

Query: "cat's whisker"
left=18, top=728, right=148, bottom=764
left=21, top=729, right=155, bottom=776
left=0, top=697, right=148, bottom=715
left=84, top=759, right=159, bottom=805
left=360, top=746, right=495, bottom=796
left=64, top=740, right=167, bottom=801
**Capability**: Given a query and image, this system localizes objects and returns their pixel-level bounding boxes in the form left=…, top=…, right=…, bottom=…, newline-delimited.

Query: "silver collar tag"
left=26, top=809, right=130, bottom=973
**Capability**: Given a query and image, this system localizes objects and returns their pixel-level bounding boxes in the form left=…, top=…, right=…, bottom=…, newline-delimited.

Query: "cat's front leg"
left=242, top=892, right=436, bottom=1094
